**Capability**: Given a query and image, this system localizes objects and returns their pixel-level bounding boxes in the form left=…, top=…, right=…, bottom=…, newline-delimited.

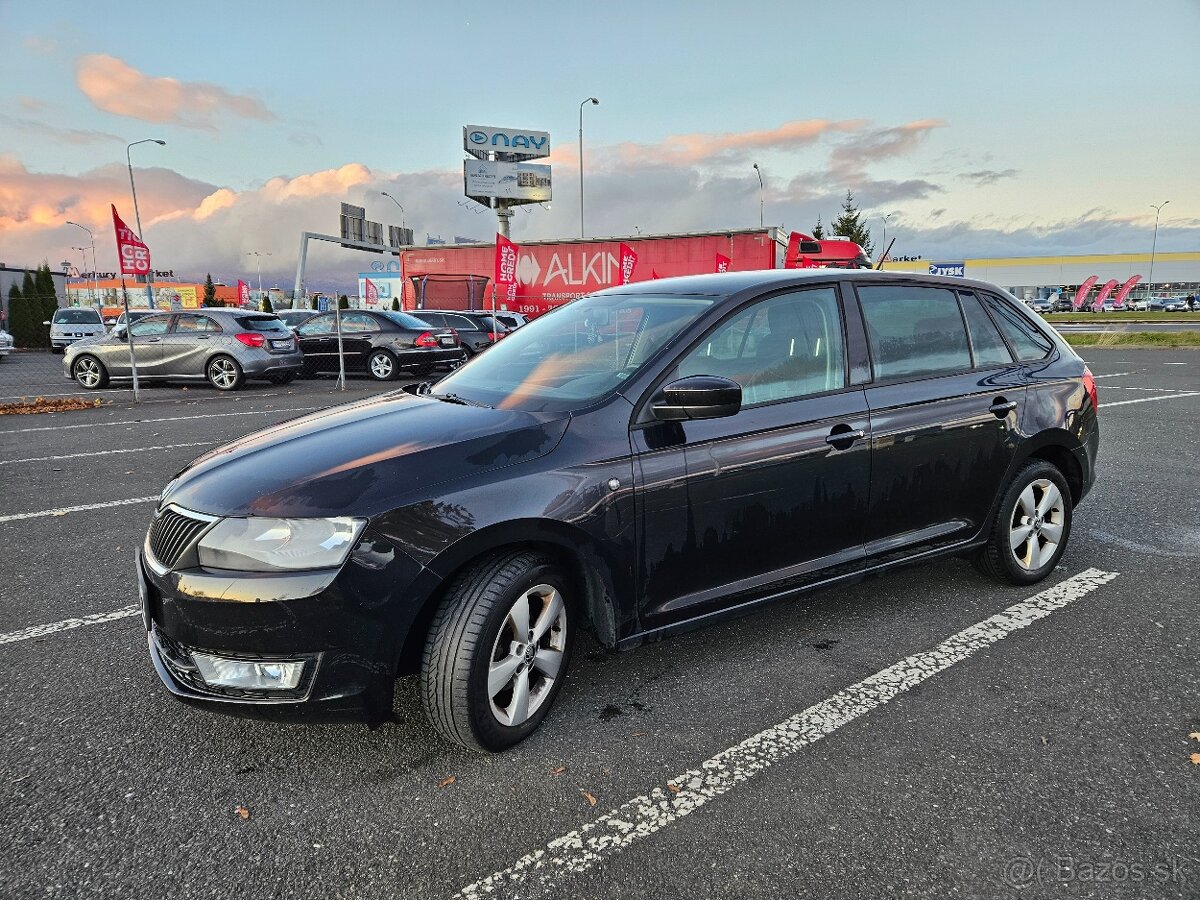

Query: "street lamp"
left=579, top=97, right=599, bottom=238
left=752, top=163, right=764, bottom=229
left=65, top=220, right=98, bottom=308
left=71, top=247, right=89, bottom=302
left=126, top=138, right=166, bottom=309
left=247, top=251, right=272, bottom=305
left=380, top=191, right=406, bottom=235
left=877, top=211, right=898, bottom=258
left=1148, top=200, right=1170, bottom=299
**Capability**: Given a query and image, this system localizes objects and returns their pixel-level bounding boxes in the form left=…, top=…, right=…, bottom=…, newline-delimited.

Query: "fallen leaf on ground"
left=550, top=766, right=567, bottom=776
left=1189, top=732, right=1200, bottom=741
left=235, top=806, right=250, bottom=819
left=1191, top=753, right=1200, bottom=766
left=581, top=790, right=597, bottom=807
left=631, top=731, right=646, bottom=737
left=51, top=511, right=67, bottom=517
left=1040, top=736, right=1048, bottom=746
left=667, top=782, right=680, bottom=794
left=438, top=776, right=456, bottom=788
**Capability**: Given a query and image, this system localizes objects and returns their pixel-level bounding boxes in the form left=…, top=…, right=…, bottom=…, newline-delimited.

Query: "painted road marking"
left=1103, top=392, right=1200, bottom=408
left=1091, top=372, right=1136, bottom=379
left=455, top=568, right=1120, bottom=900
left=0, top=442, right=213, bottom=466
left=5, top=406, right=322, bottom=434
left=0, top=496, right=157, bottom=524
left=0, top=606, right=138, bottom=646
left=1101, top=386, right=1186, bottom=392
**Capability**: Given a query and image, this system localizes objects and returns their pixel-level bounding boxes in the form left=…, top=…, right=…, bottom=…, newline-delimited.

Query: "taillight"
left=235, top=332, right=265, bottom=348
left=414, top=331, right=438, bottom=348
left=1082, top=365, right=1098, bottom=409
left=487, top=331, right=502, bottom=341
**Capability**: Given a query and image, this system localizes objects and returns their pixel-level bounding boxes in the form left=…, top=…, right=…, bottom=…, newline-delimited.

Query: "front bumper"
left=138, top=525, right=436, bottom=724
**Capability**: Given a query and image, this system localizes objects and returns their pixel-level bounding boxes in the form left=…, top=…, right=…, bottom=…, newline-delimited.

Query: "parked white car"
left=0, top=327, right=12, bottom=359
left=45, top=307, right=106, bottom=352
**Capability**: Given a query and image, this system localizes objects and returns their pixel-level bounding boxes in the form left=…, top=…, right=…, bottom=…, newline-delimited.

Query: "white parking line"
left=455, top=568, right=1120, bottom=900
left=1091, top=372, right=1136, bottom=379
left=0, top=496, right=157, bottom=524
left=1103, top=392, right=1200, bottom=408
left=5, top=406, right=321, bottom=434
left=0, top=606, right=139, bottom=646
left=0, top=442, right=212, bottom=466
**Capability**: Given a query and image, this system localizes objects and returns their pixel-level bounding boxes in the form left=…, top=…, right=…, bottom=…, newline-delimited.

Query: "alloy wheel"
left=74, top=357, right=101, bottom=388
left=1009, top=478, right=1065, bottom=571
left=208, top=358, right=239, bottom=389
left=487, top=584, right=567, bottom=727
left=369, top=352, right=394, bottom=380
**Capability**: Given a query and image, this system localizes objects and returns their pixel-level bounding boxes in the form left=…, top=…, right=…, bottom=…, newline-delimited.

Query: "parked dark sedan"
left=294, top=308, right=464, bottom=380
left=408, top=309, right=508, bottom=356
left=140, top=270, right=1099, bottom=751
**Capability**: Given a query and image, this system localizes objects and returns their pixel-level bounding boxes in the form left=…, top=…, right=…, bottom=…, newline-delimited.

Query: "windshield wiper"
left=430, top=392, right=491, bottom=408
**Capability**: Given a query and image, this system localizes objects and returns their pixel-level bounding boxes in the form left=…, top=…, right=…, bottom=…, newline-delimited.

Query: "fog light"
left=191, top=652, right=305, bottom=691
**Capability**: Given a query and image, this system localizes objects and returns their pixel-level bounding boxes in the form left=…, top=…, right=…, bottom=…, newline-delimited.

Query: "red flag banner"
left=715, top=253, right=731, bottom=273
left=495, top=233, right=518, bottom=307
left=619, top=243, right=638, bottom=284
left=112, top=205, right=151, bottom=276
left=1112, top=275, right=1141, bottom=308
left=364, top=278, right=379, bottom=303
left=237, top=280, right=250, bottom=306
left=1072, top=275, right=1099, bottom=310
left=1090, top=279, right=1119, bottom=311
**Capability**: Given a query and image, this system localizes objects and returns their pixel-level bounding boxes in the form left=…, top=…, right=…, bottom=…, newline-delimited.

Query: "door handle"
left=146, top=338, right=161, bottom=343
left=989, top=397, right=1017, bottom=417
left=825, top=427, right=866, bottom=447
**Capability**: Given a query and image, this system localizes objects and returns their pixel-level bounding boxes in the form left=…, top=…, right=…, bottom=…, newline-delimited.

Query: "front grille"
left=148, top=507, right=210, bottom=569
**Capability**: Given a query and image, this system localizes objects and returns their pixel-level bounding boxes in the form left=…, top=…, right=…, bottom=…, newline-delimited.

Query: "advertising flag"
left=1090, top=278, right=1119, bottom=311
left=1112, top=275, right=1141, bottom=308
left=237, top=280, right=250, bottom=306
left=619, top=243, right=638, bottom=284
left=364, top=278, right=379, bottom=303
left=715, top=253, right=731, bottom=273
left=111, top=204, right=151, bottom=276
left=494, top=233, right=518, bottom=307
left=1072, top=275, right=1100, bottom=310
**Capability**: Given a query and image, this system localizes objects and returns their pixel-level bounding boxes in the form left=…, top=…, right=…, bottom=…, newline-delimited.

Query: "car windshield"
left=53, top=309, right=102, bottom=324
left=432, top=292, right=716, bottom=412
left=380, top=311, right=432, bottom=330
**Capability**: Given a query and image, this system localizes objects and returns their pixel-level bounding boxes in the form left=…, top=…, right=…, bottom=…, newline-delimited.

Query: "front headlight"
left=197, top=516, right=367, bottom=572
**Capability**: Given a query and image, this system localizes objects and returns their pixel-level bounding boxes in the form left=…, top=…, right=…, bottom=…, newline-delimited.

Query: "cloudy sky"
left=2, top=0, right=1198, bottom=293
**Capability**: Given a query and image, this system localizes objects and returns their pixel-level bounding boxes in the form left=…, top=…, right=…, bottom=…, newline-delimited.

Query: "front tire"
left=206, top=354, right=244, bottom=391
left=367, top=349, right=397, bottom=381
left=421, top=551, right=573, bottom=752
left=72, top=355, right=109, bottom=389
left=975, top=460, right=1072, bottom=585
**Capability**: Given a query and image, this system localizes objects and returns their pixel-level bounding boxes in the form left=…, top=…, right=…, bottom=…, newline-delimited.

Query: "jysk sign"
left=463, top=125, right=550, bottom=158
left=929, top=261, right=966, bottom=277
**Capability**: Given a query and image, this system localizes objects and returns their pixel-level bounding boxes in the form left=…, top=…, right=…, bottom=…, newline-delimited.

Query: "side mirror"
left=651, top=375, right=742, bottom=421
left=42, top=320, right=51, bottom=326
left=112, top=324, right=127, bottom=339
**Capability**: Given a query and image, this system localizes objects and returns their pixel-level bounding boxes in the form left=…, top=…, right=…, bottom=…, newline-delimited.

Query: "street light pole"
left=752, top=163, right=764, bottom=229
left=71, top=247, right=88, bottom=302
left=381, top=191, right=406, bottom=234
left=247, top=251, right=272, bottom=305
left=1148, top=200, right=1170, bottom=299
left=877, top=212, right=897, bottom=259
left=65, top=220, right=98, bottom=308
left=579, top=97, right=599, bottom=239
left=126, top=138, right=166, bottom=309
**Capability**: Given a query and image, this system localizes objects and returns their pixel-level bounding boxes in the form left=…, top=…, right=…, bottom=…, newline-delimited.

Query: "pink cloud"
left=829, top=118, right=946, bottom=178
left=75, top=55, right=275, bottom=129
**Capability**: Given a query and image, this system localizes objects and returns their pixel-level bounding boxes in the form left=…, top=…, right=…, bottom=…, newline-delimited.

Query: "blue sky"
left=2, top=0, right=1198, bottom=288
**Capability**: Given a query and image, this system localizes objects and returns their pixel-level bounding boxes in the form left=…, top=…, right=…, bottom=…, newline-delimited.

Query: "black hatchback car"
left=294, top=308, right=464, bottom=380
left=139, top=271, right=1099, bottom=751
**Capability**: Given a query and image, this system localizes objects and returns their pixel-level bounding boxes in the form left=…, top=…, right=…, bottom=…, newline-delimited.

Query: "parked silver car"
left=46, top=307, right=106, bottom=351
left=0, top=327, right=12, bottom=359
left=64, top=309, right=304, bottom=391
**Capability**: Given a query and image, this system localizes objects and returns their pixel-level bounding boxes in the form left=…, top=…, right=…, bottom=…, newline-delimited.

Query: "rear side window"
left=443, top=314, right=478, bottom=330
left=957, top=292, right=1013, bottom=367
left=235, top=315, right=288, bottom=333
left=981, top=294, right=1054, bottom=360
left=858, top=285, right=972, bottom=379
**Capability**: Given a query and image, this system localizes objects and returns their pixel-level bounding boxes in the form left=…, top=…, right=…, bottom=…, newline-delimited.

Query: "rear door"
left=338, top=312, right=382, bottom=367
left=296, top=313, right=337, bottom=369
left=854, top=282, right=1026, bottom=556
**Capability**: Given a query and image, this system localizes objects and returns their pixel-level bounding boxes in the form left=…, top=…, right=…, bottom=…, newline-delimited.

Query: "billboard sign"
left=928, top=261, right=966, bottom=277
left=463, top=125, right=550, bottom=158
left=464, top=160, right=552, bottom=201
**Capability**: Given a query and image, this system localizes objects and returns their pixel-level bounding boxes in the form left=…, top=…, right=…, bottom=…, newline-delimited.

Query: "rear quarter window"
left=980, top=293, right=1054, bottom=360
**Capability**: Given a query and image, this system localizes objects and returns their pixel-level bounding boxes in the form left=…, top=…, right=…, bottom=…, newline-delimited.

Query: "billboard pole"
left=496, top=202, right=513, bottom=239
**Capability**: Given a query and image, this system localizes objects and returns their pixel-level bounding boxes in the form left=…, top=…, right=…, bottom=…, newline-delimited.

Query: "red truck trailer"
left=397, top=227, right=868, bottom=318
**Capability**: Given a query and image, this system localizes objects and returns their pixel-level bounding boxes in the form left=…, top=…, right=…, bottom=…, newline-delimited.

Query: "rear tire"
left=72, top=355, right=109, bottom=389
left=206, top=354, right=244, bottom=391
left=974, top=460, right=1072, bottom=585
left=367, top=349, right=398, bottom=381
left=421, top=551, right=573, bottom=752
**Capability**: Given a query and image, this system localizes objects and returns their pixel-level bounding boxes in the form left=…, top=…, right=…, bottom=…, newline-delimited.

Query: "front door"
left=635, top=285, right=871, bottom=628
left=107, top=314, right=171, bottom=376
left=296, top=313, right=338, bottom=370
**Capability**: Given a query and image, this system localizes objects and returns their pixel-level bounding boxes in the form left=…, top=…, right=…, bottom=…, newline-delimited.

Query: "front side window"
left=858, top=285, right=972, bottom=380
left=981, top=294, right=1054, bottom=360
left=129, top=315, right=172, bottom=337
left=433, top=292, right=716, bottom=412
left=676, top=287, right=846, bottom=405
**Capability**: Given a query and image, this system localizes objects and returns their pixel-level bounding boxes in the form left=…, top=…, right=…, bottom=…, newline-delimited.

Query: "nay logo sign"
left=464, top=125, right=551, bottom=157
left=929, top=261, right=966, bottom=277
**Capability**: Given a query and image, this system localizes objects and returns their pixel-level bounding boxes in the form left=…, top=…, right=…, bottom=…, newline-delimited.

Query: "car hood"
left=162, top=391, right=571, bottom=519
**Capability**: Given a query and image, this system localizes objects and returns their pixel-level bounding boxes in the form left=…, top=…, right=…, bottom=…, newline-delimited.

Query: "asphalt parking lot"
left=1, top=349, right=1197, bottom=899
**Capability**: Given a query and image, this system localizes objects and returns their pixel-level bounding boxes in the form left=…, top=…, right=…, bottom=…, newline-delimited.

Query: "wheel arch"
left=1012, top=430, right=1085, bottom=505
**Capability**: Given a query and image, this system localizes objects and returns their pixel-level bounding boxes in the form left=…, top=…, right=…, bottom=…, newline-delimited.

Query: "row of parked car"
left=55, top=305, right=526, bottom=392
left=1026, top=296, right=1196, bottom=314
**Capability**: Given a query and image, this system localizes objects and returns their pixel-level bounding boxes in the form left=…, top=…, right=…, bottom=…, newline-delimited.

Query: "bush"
left=390, top=298, right=400, bottom=311
left=10, top=295, right=44, bottom=348
left=337, top=294, right=349, bottom=310
left=261, top=295, right=275, bottom=313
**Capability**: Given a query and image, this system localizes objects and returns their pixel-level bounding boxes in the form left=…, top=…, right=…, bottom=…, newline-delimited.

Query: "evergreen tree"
left=829, top=191, right=874, bottom=256
left=337, top=294, right=349, bottom=310
left=261, top=294, right=274, bottom=313
left=36, top=264, right=59, bottom=339
left=311, top=296, right=319, bottom=310
left=9, top=292, right=41, bottom=348
left=811, top=215, right=825, bottom=239
left=390, top=298, right=400, bottom=311
left=203, top=273, right=218, bottom=307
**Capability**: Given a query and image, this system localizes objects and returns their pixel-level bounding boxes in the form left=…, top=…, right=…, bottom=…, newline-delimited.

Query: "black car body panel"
left=142, top=269, right=1099, bottom=724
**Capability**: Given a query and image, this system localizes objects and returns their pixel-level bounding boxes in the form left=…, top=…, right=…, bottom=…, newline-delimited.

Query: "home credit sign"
left=495, top=233, right=518, bottom=305
left=111, top=205, right=151, bottom=276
